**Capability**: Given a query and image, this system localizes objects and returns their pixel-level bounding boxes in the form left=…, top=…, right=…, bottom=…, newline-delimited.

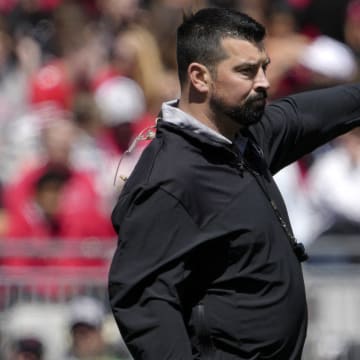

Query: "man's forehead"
left=220, top=37, right=269, bottom=63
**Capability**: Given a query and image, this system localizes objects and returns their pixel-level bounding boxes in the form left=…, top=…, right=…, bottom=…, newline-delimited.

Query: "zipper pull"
left=237, top=160, right=244, bottom=176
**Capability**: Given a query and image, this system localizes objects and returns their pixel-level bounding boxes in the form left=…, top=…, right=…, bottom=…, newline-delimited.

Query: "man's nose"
left=255, top=68, right=270, bottom=90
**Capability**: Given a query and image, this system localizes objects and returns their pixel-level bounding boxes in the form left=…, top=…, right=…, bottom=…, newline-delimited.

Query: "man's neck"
left=178, top=98, right=241, bottom=141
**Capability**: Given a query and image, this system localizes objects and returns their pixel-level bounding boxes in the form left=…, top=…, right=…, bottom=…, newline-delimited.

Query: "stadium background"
left=0, top=0, right=360, bottom=359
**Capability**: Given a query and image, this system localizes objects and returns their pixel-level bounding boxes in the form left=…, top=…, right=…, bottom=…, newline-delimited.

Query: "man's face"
left=72, top=324, right=103, bottom=357
left=209, top=37, right=270, bottom=127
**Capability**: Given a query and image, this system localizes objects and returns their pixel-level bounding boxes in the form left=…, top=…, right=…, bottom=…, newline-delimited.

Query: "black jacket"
left=109, top=84, right=360, bottom=360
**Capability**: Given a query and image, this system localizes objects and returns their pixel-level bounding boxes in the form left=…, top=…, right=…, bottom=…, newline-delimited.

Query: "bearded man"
left=109, top=7, right=360, bottom=360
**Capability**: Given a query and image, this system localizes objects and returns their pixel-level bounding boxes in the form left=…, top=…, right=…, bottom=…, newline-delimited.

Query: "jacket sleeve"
left=108, top=187, right=198, bottom=360
left=256, top=83, right=360, bottom=173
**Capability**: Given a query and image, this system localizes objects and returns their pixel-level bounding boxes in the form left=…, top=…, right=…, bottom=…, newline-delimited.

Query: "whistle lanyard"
left=242, top=159, right=308, bottom=262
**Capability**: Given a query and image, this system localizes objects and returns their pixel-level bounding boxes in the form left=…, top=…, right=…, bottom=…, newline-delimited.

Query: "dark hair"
left=35, top=166, right=71, bottom=192
left=14, top=337, right=44, bottom=359
left=176, top=8, right=266, bottom=86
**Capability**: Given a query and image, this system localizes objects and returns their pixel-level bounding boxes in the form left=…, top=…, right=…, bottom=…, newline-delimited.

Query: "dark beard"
left=209, top=90, right=267, bottom=126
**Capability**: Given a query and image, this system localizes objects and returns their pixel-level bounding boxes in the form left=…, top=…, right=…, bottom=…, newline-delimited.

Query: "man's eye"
left=241, top=67, right=257, bottom=77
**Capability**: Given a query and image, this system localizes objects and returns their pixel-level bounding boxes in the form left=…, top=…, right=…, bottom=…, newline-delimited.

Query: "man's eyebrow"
left=235, top=57, right=271, bottom=69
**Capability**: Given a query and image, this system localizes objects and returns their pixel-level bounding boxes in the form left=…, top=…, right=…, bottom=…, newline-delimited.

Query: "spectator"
left=112, top=24, right=179, bottom=115
left=94, top=76, right=146, bottom=155
left=144, top=1, right=183, bottom=71
left=70, top=92, right=116, bottom=210
left=0, top=25, right=41, bottom=128
left=7, top=0, right=58, bottom=58
left=264, top=1, right=309, bottom=98
left=305, top=128, right=360, bottom=239
left=27, top=1, right=105, bottom=111
left=97, top=0, right=141, bottom=33
left=5, top=165, right=70, bottom=238
left=9, top=336, right=44, bottom=360
left=0, top=104, right=72, bottom=185
left=289, top=0, right=350, bottom=41
left=4, top=118, right=114, bottom=239
left=270, top=34, right=358, bottom=99
left=94, top=76, right=150, bottom=191
left=298, top=35, right=358, bottom=88
left=65, top=296, right=130, bottom=360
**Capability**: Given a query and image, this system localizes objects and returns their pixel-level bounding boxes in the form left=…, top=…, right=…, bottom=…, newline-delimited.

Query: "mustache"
left=248, top=90, right=267, bottom=103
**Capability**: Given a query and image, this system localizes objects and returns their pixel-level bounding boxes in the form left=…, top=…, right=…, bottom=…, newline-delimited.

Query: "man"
left=108, top=8, right=360, bottom=360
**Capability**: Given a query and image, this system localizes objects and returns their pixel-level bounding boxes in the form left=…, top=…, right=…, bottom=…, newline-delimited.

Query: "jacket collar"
left=161, top=100, right=233, bottom=145
left=159, top=100, right=252, bottom=155
left=156, top=101, right=267, bottom=178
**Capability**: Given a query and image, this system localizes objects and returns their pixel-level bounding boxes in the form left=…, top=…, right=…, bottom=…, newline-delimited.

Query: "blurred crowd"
left=3, top=295, right=133, bottom=359
left=0, top=0, right=182, bottom=241
left=0, top=0, right=358, bottom=243
left=1, top=0, right=360, bottom=358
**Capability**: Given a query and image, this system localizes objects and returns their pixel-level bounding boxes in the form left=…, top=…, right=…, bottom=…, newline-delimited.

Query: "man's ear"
left=188, top=62, right=212, bottom=93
